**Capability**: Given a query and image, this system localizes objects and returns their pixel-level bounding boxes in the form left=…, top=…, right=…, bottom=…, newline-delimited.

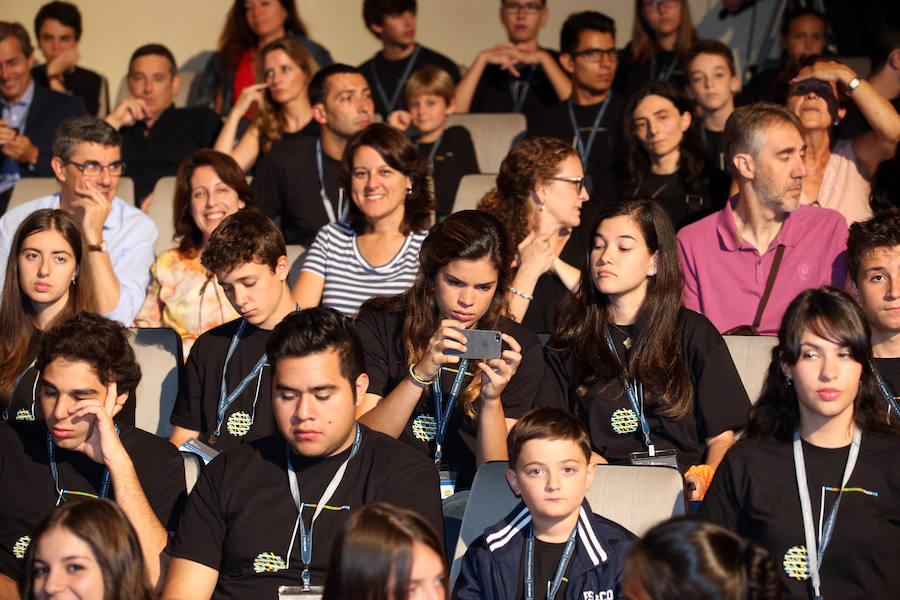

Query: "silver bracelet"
left=509, top=285, right=534, bottom=301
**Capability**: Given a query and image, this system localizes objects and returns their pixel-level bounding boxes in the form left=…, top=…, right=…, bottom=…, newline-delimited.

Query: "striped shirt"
left=301, top=222, right=426, bottom=316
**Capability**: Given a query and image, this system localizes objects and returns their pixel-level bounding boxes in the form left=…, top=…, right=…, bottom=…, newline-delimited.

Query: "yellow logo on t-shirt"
left=15, top=408, right=34, bottom=421
left=253, top=552, right=286, bottom=573
left=610, top=408, right=638, bottom=434
left=412, top=414, right=437, bottom=442
left=783, top=545, right=809, bottom=580
left=227, top=411, right=252, bottom=437
left=13, top=535, right=30, bottom=559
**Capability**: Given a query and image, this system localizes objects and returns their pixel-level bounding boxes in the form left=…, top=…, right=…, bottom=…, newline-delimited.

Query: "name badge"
left=629, top=448, right=678, bottom=469
left=439, top=469, right=456, bottom=499
left=278, top=585, right=324, bottom=600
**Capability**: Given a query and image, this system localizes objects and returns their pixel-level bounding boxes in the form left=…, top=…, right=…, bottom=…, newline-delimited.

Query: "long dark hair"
left=18, top=499, right=155, bottom=600
left=549, top=198, right=692, bottom=419
left=218, top=0, right=308, bottom=67
left=322, top=502, right=447, bottom=600
left=746, top=287, right=899, bottom=441
left=0, top=210, right=96, bottom=406
left=361, top=210, right=511, bottom=416
left=625, top=80, right=708, bottom=195
left=630, top=0, right=698, bottom=64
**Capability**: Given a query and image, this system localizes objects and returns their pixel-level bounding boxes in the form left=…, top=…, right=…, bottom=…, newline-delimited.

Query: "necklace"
left=610, top=323, right=633, bottom=350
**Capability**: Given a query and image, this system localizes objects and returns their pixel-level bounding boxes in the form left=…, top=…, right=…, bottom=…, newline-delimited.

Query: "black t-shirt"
left=700, top=127, right=733, bottom=210
left=699, top=433, right=900, bottom=599
left=168, top=428, right=442, bottom=599
left=354, top=307, right=545, bottom=488
left=737, top=66, right=788, bottom=107
left=470, top=49, right=564, bottom=124
left=120, top=105, right=222, bottom=202
left=613, top=45, right=686, bottom=100
left=252, top=135, right=342, bottom=247
left=0, top=420, right=186, bottom=578
left=31, top=64, right=106, bottom=117
left=543, top=310, right=750, bottom=472
left=521, top=272, right=571, bottom=337
left=416, top=125, right=479, bottom=217
left=514, top=537, right=574, bottom=600
left=874, top=356, right=900, bottom=411
left=172, top=318, right=276, bottom=451
left=360, top=45, right=461, bottom=117
left=629, top=171, right=714, bottom=230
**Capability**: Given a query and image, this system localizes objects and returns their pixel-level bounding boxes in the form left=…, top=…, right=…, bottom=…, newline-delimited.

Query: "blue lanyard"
left=524, top=523, right=577, bottom=600
left=509, top=66, right=537, bottom=113
left=793, top=427, right=861, bottom=600
left=431, top=358, right=469, bottom=463
left=873, top=365, right=900, bottom=417
left=604, top=331, right=655, bottom=453
left=315, top=138, right=347, bottom=224
left=371, top=44, right=422, bottom=115
left=566, top=92, right=612, bottom=170
left=649, top=54, right=677, bottom=82
left=415, top=130, right=445, bottom=167
left=47, top=430, right=113, bottom=504
left=216, top=319, right=268, bottom=436
left=286, top=424, right=362, bottom=590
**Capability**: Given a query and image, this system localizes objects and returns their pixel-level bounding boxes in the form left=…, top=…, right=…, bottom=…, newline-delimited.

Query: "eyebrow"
left=275, top=383, right=339, bottom=394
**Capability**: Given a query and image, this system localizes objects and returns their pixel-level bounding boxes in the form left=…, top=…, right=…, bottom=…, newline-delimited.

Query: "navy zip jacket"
left=453, top=499, right=634, bottom=600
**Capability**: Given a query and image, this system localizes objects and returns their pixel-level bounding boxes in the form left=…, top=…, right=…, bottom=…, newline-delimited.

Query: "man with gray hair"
left=677, top=103, right=848, bottom=335
left=0, top=116, right=157, bottom=325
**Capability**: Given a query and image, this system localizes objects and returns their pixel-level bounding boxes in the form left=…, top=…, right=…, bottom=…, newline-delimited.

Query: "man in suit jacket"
left=0, top=21, right=85, bottom=212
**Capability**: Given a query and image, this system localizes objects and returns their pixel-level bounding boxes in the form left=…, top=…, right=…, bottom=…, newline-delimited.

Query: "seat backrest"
left=445, top=113, right=526, bottom=173
left=181, top=451, right=203, bottom=494
left=451, top=174, right=496, bottom=214
left=96, top=75, right=110, bottom=118
left=286, top=244, right=307, bottom=287
left=117, top=176, right=136, bottom=207
left=586, top=463, right=686, bottom=537
left=130, top=327, right=182, bottom=438
left=6, top=178, right=60, bottom=214
left=147, top=176, right=178, bottom=255
left=723, top=335, right=778, bottom=404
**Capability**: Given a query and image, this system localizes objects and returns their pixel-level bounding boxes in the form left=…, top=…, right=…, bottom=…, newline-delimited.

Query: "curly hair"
left=746, top=287, right=900, bottom=441
left=477, top=137, right=578, bottom=256
left=36, top=313, right=141, bottom=396
left=254, top=37, right=319, bottom=154
left=173, top=150, right=256, bottom=255
left=342, top=123, right=434, bottom=235
left=201, top=211, right=286, bottom=275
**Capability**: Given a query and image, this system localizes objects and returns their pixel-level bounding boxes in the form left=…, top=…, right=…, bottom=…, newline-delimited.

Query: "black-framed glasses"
left=64, top=160, right=126, bottom=177
left=572, top=48, right=619, bottom=63
left=642, top=0, right=680, bottom=9
left=501, top=2, right=543, bottom=15
left=548, top=176, right=585, bottom=195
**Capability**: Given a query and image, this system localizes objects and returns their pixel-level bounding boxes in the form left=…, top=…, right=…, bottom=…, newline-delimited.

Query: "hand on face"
left=107, top=97, right=150, bottom=129
left=66, top=382, right=129, bottom=466
left=46, top=47, right=80, bottom=79
left=387, top=109, right=412, bottom=131
left=70, top=179, right=112, bottom=244
left=234, top=82, right=268, bottom=114
left=478, top=333, right=522, bottom=403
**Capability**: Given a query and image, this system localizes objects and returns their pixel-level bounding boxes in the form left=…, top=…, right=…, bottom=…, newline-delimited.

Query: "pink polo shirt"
left=677, top=197, right=848, bottom=335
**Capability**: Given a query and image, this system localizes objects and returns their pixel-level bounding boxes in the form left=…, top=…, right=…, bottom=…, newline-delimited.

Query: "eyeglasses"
left=548, top=176, right=585, bottom=195
left=502, top=2, right=543, bottom=15
left=64, top=160, right=126, bottom=177
left=642, top=0, right=680, bottom=9
left=572, top=48, right=619, bottom=63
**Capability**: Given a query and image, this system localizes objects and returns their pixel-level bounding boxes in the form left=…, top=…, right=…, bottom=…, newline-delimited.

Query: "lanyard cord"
left=524, top=523, right=577, bottom=600
left=371, top=44, right=422, bottom=115
left=431, top=359, right=469, bottom=463
left=216, top=319, right=267, bottom=436
left=649, top=54, right=677, bottom=82
left=793, top=427, right=861, bottom=600
left=509, top=66, right=537, bottom=112
left=415, top=130, right=446, bottom=167
left=315, top=138, right=347, bottom=225
left=47, top=428, right=117, bottom=504
left=873, top=364, right=900, bottom=417
left=285, top=423, right=362, bottom=589
left=605, top=331, right=655, bottom=454
left=566, top=92, right=612, bottom=170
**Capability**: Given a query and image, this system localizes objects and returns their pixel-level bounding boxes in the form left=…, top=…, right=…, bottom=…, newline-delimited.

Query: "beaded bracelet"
left=408, top=363, right=436, bottom=387
left=509, top=285, right=534, bottom=301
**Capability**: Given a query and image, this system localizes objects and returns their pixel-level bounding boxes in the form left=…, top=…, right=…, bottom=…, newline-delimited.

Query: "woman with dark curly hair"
left=191, top=0, right=332, bottom=115
left=623, top=518, right=783, bottom=600
left=700, top=286, right=900, bottom=599
left=133, top=150, right=255, bottom=356
left=625, top=80, right=715, bottom=229
left=477, top=137, right=588, bottom=334
left=214, top=37, right=319, bottom=172
left=292, top=123, right=433, bottom=316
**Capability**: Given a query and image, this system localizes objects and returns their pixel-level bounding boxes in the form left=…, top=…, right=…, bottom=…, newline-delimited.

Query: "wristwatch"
left=847, top=76, right=862, bottom=93
left=87, top=241, right=108, bottom=253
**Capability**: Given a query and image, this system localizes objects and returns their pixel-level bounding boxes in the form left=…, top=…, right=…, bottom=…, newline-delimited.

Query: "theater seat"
left=181, top=451, right=203, bottom=494
left=5, top=176, right=135, bottom=216
left=130, top=327, right=182, bottom=438
left=448, top=461, right=686, bottom=587
left=451, top=173, right=496, bottom=214
left=146, top=176, right=177, bottom=255
left=445, top=113, right=526, bottom=173
left=723, top=335, right=778, bottom=404
left=286, top=244, right=307, bottom=288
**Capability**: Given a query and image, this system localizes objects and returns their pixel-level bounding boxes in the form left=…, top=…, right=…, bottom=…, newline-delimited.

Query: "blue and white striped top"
left=300, top=222, right=426, bottom=316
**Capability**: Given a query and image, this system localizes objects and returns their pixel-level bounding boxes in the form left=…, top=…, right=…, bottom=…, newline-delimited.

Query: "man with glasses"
left=0, top=116, right=157, bottom=325
left=530, top=11, right=625, bottom=262
left=454, top=0, right=570, bottom=124
left=0, top=313, right=186, bottom=597
left=0, top=21, right=85, bottom=213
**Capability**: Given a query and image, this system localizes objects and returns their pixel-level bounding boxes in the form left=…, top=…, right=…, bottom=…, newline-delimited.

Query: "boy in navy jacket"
left=454, top=408, right=634, bottom=600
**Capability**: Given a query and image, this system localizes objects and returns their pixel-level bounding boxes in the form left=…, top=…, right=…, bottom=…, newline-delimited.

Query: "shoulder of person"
left=791, top=204, right=846, bottom=228
left=112, top=196, right=155, bottom=226
left=190, top=317, right=243, bottom=350
left=676, top=208, right=721, bottom=242
left=359, top=424, right=434, bottom=469
left=32, top=82, right=85, bottom=110
left=680, top=309, right=724, bottom=340
left=263, top=134, right=317, bottom=164
left=498, top=315, right=541, bottom=347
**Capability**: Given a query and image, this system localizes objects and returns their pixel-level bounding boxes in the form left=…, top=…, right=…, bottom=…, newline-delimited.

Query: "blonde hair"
left=404, top=65, right=456, bottom=104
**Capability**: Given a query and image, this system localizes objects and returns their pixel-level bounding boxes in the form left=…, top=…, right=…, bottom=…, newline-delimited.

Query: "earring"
left=539, top=203, right=545, bottom=212
left=71, top=276, right=76, bottom=286
left=406, top=187, right=412, bottom=197
left=785, top=374, right=793, bottom=387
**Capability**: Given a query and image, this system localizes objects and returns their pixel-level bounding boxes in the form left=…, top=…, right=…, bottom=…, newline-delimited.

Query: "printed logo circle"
left=13, top=535, right=30, bottom=559
left=15, top=408, right=34, bottom=421
left=226, top=411, right=252, bottom=437
left=253, top=552, right=286, bottom=573
left=610, top=408, right=639, bottom=434
left=783, top=545, right=810, bottom=580
left=412, top=414, right=437, bottom=442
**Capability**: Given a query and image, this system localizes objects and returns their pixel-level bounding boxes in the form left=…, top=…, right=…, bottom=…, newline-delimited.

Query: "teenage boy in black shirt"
left=168, top=211, right=297, bottom=452
left=848, top=211, right=900, bottom=396
left=529, top=10, right=625, bottom=262
left=359, top=0, right=460, bottom=117
left=163, top=308, right=442, bottom=600
left=0, top=313, right=186, bottom=596
left=455, top=0, right=570, bottom=124
left=252, top=64, right=374, bottom=247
